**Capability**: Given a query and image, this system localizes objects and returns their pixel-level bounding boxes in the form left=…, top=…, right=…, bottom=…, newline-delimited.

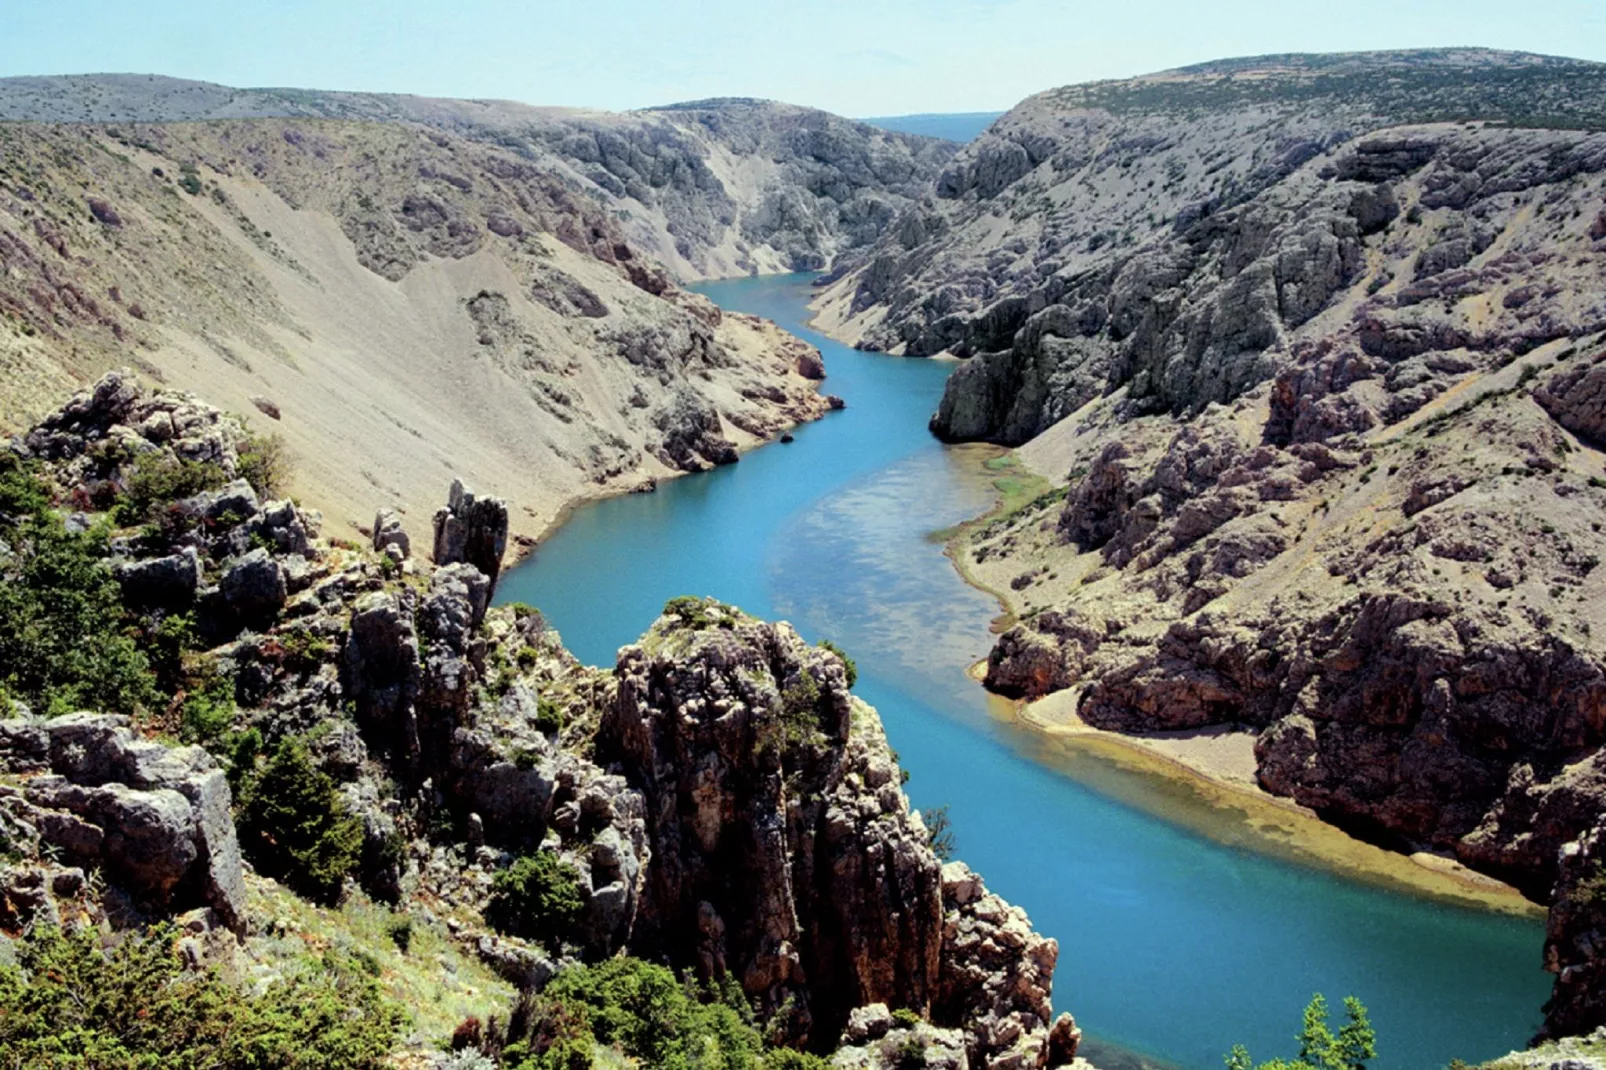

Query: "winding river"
left=497, top=273, right=1551, bottom=1070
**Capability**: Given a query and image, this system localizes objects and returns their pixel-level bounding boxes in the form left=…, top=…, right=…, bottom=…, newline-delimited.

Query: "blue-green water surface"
left=497, top=273, right=1550, bottom=1070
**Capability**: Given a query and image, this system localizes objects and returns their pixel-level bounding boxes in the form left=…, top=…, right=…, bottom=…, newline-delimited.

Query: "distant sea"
left=859, top=111, right=1003, bottom=142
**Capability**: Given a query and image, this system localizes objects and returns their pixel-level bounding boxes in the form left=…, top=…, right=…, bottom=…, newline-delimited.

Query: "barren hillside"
left=0, top=76, right=959, bottom=280
left=0, top=118, right=831, bottom=539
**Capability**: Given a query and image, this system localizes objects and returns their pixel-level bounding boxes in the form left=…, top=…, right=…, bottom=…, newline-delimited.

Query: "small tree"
left=487, top=852, right=585, bottom=948
left=924, top=805, right=957, bottom=862
left=1225, top=993, right=1376, bottom=1070
left=237, top=737, right=364, bottom=905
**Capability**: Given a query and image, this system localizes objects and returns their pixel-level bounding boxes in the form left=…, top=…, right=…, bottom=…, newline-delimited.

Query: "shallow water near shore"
left=496, top=273, right=1550, bottom=1070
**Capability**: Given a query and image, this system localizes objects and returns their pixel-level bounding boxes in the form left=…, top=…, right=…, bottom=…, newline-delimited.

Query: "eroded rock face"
left=1545, top=818, right=1606, bottom=1038
left=0, top=713, right=246, bottom=932
left=937, top=863, right=1064, bottom=1070
left=599, top=602, right=1065, bottom=1066
left=4, top=374, right=1074, bottom=1066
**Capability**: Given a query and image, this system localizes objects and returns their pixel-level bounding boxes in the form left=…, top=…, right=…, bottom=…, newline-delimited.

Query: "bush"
left=518, top=958, right=761, bottom=1070
left=0, top=456, right=156, bottom=715
left=663, top=595, right=736, bottom=630
left=112, top=454, right=228, bottom=525
left=386, top=914, right=413, bottom=954
left=534, top=697, right=564, bottom=734
left=817, top=639, right=857, bottom=688
left=0, top=923, right=402, bottom=1068
left=235, top=431, right=288, bottom=498
left=892, top=1007, right=922, bottom=1029
left=487, top=852, right=585, bottom=947
left=179, top=666, right=237, bottom=745
left=236, top=737, right=364, bottom=905
left=923, top=805, right=956, bottom=863
left=469, top=955, right=831, bottom=1070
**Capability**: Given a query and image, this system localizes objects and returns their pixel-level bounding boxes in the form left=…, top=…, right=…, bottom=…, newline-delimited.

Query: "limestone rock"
left=432, top=479, right=509, bottom=590
left=373, top=507, right=411, bottom=559
left=114, top=547, right=201, bottom=611
left=599, top=604, right=1064, bottom=1063
left=220, top=548, right=288, bottom=626
left=0, top=712, right=246, bottom=931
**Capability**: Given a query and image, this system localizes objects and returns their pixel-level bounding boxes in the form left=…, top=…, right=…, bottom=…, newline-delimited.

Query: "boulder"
left=373, top=507, right=411, bottom=559
left=220, top=548, right=287, bottom=625
left=114, top=548, right=201, bottom=611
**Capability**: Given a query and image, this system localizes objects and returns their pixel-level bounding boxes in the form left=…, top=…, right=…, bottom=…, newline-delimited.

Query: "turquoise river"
left=497, top=273, right=1551, bottom=1070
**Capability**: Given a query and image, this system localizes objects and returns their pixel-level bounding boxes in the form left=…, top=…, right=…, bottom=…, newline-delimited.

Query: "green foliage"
left=759, top=670, right=824, bottom=755
left=490, top=956, right=789, bottom=1070
left=487, top=852, right=586, bottom=948
left=177, top=163, right=203, bottom=195
left=112, top=454, right=228, bottom=525
left=0, top=923, right=402, bottom=1068
left=817, top=639, right=857, bottom=688
left=0, top=456, right=155, bottom=715
left=891, top=1008, right=922, bottom=1029
left=922, top=805, right=956, bottom=863
left=385, top=914, right=413, bottom=955
left=1225, top=993, right=1377, bottom=1070
left=178, top=665, right=237, bottom=745
left=663, top=595, right=736, bottom=630
left=236, top=737, right=363, bottom=905
left=535, top=697, right=564, bottom=735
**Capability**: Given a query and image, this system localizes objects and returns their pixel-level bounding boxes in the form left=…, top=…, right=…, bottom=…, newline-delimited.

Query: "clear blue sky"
left=4, top=0, right=1605, bottom=117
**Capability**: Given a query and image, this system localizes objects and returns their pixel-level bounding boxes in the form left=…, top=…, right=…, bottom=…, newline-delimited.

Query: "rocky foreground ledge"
left=0, top=372, right=1079, bottom=1068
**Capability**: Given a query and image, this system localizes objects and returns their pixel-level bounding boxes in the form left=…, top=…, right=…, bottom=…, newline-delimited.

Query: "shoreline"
left=937, top=443, right=1543, bottom=920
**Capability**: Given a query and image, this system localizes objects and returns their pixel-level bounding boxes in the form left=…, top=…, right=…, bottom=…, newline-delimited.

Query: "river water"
left=496, top=273, right=1550, bottom=1070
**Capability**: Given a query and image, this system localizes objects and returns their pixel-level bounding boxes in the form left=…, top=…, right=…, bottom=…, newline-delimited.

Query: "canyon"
left=6, top=45, right=1606, bottom=1070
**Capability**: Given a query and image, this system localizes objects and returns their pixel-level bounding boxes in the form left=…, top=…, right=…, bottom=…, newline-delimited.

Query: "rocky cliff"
left=0, top=115, right=832, bottom=540
left=0, top=373, right=1076, bottom=1068
left=816, top=49, right=1606, bottom=1043
left=0, top=76, right=959, bottom=282
left=814, top=49, right=1606, bottom=363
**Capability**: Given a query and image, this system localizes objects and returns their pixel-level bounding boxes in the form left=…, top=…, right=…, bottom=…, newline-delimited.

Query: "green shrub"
left=535, top=697, right=564, bottom=734
left=386, top=914, right=413, bottom=954
left=0, top=923, right=402, bottom=1068
left=492, top=957, right=770, bottom=1070
left=487, top=852, right=585, bottom=948
left=179, top=666, right=237, bottom=745
left=113, top=454, right=229, bottom=525
left=817, top=639, right=857, bottom=688
left=1224, top=993, right=1376, bottom=1070
left=0, top=456, right=156, bottom=715
left=891, top=1007, right=922, bottom=1029
left=237, top=737, right=364, bottom=905
left=923, top=805, right=956, bottom=862
left=663, top=595, right=736, bottom=630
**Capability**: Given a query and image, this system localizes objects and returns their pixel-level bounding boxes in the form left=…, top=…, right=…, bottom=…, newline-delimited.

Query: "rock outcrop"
left=0, top=712, right=246, bottom=932
left=0, top=113, right=834, bottom=541
left=599, top=600, right=1068, bottom=1067
left=432, top=479, right=510, bottom=589
left=0, top=77, right=959, bottom=284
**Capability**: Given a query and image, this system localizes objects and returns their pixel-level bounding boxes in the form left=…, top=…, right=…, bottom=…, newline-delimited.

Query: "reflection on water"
left=497, top=273, right=1551, bottom=1070
left=769, top=444, right=1004, bottom=716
